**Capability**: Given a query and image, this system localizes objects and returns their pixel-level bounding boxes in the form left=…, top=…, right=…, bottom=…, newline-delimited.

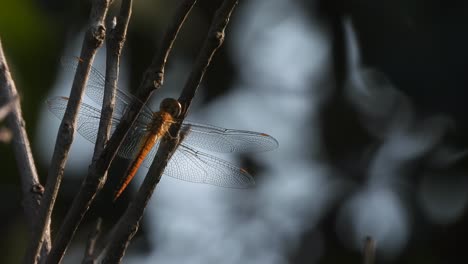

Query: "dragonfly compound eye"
left=160, top=98, right=182, bottom=117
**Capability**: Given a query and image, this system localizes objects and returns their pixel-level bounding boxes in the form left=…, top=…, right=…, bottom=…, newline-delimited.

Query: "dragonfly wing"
left=141, top=142, right=255, bottom=188
left=60, top=56, right=154, bottom=124
left=179, top=122, right=279, bottom=153
left=47, top=96, right=117, bottom=144
left=117, top=126, right=149, bottom=159
left=47, top=96, right=148, bottom=160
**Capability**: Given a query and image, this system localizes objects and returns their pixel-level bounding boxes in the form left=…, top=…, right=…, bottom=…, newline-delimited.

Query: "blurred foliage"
left=0, top=0, right=62, bottom=120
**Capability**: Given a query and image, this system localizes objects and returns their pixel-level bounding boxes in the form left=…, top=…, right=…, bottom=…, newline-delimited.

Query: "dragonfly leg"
left=166, top=130, right=178, bottom=140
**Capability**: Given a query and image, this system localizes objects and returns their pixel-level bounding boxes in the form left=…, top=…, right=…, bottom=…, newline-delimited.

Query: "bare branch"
left=45, top=0, right=196, bottom=262
left=363, top=236, right=376, bottom=264
left=23, top=0, right=111, bottom=263
left=82, top=218, right=103, bottom=264
left=101, top=134, right=181, bottom=263
left=139, top=0, right=198, bottom=95
left=102, top=0, right=239, bottom=261
left=0, top=38, right=52, bottom=262
left=42, top=2, right=132, bottom=262
left=93, top=0, right=197, bottom=169
left=178, top=0, right=238, bottom=115
left=94, top=0, right=132, bottom=158
left=99, top=0, right=197, bottom=171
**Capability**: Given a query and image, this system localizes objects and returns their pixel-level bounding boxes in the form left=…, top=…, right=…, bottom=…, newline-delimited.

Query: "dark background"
left=1, top=0, right=468, bottom=263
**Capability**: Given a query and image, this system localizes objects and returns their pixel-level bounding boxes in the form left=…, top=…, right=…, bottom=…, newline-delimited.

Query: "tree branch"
left=178, top=0, right=238, bottom=115
left=0, top=38, right=52, bottom=262
left=137, top=0, right=198, bottom=97
left=93, top=0, right=132, bottom=159
left=44, top=0, right=196, bottom=262
left=40, top=0, right=118, bottom=263
left=101, top=134, right=181, bottom=263
left=100, top=0, right=197, bottom=171
left=82, top=218, right=103, bottom=264
left=23, top=1, right=111, bottom=263
left=101, top=0, right=239, bottom=262
left=45, top=2, right=132, bottom=263
left=363, top=236, right=376, bottom=264
left=93, top=0, right=197, bottom=167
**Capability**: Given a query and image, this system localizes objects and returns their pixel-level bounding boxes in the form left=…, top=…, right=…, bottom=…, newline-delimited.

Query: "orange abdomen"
left=113, top=112, right=174, bottom=200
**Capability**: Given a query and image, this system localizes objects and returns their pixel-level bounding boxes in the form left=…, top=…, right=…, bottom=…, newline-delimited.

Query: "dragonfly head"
left=160, top=98, right=182, bottom=118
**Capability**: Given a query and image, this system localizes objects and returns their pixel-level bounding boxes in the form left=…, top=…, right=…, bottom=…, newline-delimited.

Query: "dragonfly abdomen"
left=114, top=133, right=159, bottom=200
left=113, top=112, right=175, bottom=200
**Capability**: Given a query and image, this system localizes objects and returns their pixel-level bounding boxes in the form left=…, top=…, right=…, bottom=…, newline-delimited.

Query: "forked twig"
left=93, top=0, right=133, bottom=159
left=0, top=39, right=51, bottom=262
left=101, top=0, right=239, bottom=262
left=43, top=1, right=125, bottom=263
left=46, top=0, right=196, bottom=262
left=24, top=0, right=111, bottom=263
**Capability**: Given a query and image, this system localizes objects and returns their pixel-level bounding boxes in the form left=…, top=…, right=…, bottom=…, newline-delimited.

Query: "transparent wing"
left=60, top=56, right=154, bottom=125
left=60, top=57, right=278, bottom=154
left=179, top=122, right=279, bottom=153
left=142, top=141, right=255, bottom=188
left=46, top=96, right=149, bottom=159
left=47, top=96, right=115, bottom=144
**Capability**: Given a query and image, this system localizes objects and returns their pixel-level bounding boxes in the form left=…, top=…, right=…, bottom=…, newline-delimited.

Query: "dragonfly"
left=47, top=58, right=279, bottom=200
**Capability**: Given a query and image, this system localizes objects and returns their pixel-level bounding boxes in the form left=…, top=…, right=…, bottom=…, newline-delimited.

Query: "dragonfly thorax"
left=147, top=112, right=172, bottom=135
left=144, top=98, right=181, bottom=136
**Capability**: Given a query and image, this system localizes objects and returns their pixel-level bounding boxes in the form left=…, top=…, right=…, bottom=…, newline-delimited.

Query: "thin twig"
left=39, top=1, right=111, bottom=263
left=98, top=0, right=197, bottom=172
left=45, top=0, right=195, bottom=262
left=48, top=2, right=132, bottom=262
left=101, top=134, right=181, bottom=263
left=137, top=0, right=198, bottom=98
left=91, top=0, right=197, bottom=167
left=363, top=236, right=376, bottom=264
left=101, top=1, right=239, bottom=262
left=82, top=218, right=103, bottom=264
left=23, top=1, right=111, bottom=263
left=0, top=39, right=52, bottom=262
left=93, top=0, right=132, bottom=159
left=178, top=0, right=238, bottom=115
